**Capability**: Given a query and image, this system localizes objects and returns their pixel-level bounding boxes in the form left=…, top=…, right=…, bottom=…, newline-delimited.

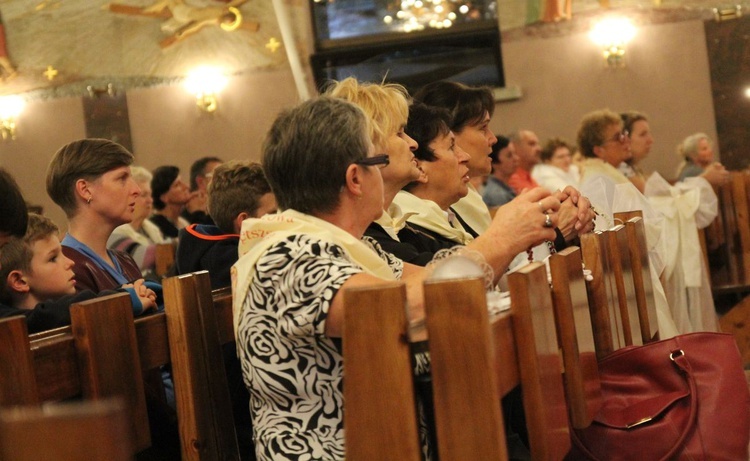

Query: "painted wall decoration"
left=0, top=0, right=287, bottom=98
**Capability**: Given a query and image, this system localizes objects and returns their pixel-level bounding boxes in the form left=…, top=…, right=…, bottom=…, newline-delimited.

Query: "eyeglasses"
left=354, top=154, right=390, bottom=169
left=602, top=130, right=630, bottom=145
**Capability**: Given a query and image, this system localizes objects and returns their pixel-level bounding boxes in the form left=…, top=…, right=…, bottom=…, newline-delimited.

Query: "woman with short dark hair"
left=46, top=138, right=146, bottom=293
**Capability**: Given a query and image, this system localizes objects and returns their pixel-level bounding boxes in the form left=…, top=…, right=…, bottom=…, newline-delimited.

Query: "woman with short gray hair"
left=233, top=96, right=561, bottom=461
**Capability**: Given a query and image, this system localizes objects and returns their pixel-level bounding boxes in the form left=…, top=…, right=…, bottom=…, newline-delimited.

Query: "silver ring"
left=544, top=214, right=553, bottom=228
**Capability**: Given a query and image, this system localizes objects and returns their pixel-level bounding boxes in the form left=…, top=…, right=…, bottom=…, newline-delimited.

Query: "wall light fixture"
left=589, top=17, right=636, bottom=68
left=0, top=95, right=25, bottom=140
left=184, top=67, right=229, bottom=113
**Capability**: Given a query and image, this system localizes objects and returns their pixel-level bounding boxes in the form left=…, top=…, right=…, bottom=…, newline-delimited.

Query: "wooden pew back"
left=617, top=215, right=659, bottom=342
left=424, top=267, right=571, bottom=461
left=507, top=263, right=571, bottom=460
left=155, top=242, right=177, bottom=278
left=162, top=271, right=240, bottom=461
left=580, top=230, right=625, bottom=359
left=0, top=398, right=133, bottom=461
left=342, top=282, right=422, bottom=461
left=605, top=224, right=643, bottom=347
left=548, top=247, right=601, bottom=429
left=708, top=171, right=750, bottom=293
left=0, top=293, right=151, bottom=454
left=424, top=277, right=508, bottom=461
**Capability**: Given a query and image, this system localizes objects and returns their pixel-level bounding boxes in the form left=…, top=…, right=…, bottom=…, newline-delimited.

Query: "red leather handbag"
left=570, top=332, right=750, bottom=461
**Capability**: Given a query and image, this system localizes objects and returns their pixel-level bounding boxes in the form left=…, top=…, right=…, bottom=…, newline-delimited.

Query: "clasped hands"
left=121, top=278, right=158, bottom=312
left=493, top=186, right=595, bottom=255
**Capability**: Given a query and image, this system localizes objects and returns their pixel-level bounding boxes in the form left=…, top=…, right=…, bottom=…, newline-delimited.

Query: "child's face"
left=26, top=235, right=76, bottom=299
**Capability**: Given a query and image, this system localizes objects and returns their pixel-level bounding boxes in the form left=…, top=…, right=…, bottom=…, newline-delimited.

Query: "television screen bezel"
left=310, top=23, right=505, bottom=94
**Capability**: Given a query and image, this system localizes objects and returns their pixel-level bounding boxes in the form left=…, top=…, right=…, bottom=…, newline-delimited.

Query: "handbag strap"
left=571, top=349, right=699, bottom=461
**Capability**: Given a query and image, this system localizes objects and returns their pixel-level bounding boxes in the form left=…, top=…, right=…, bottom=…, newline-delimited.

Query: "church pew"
left=0, top=398, right=134, bottom=461
left=548, top=247, right=602, bottom=430
left=424, top=268, right=571, bottom=461
left=343, top=282, right=422, bottom=461
left=618, top=215, right=660, bottom=343
left=708, top=171, right=750, bottom=295
left=162, top=271, right=240, bottom=461
left=506, top=264, right=571, bottom=460
left=423, top=276, right=509, bottom=460
left=0, top=278, right=243, bottom=461
left=604, top=224, right=643, bottom=347
left=155, top=242, right=177, bottom=278
left=0, top=293, right=151, bottom=454
left=580, top=230, right=625, bottom=359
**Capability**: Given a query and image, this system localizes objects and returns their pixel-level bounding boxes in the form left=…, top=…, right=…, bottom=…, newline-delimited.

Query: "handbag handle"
left=571, top=350, right=699, bottom=461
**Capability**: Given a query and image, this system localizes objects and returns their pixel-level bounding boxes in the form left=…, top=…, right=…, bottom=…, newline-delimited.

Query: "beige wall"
left=0, top=68, right=300, bottom=231
left=494, top=20, right=716, bottom=179
left=0, top=19, right=717, bottom=231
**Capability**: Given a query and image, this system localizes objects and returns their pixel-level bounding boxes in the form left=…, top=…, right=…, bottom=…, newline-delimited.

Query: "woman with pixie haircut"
left=46, top=139, right=146, bottom=293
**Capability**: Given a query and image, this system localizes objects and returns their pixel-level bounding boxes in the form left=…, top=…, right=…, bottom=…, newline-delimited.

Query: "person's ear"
left=415, top=160, right=429, bottom=184
left=344, top=163, right=364, bottom=198
left=7, top=270, right=30, bottom=295
left=233, top=212, right=250, bottom=234
left=75, top=179, right=92, bottom=204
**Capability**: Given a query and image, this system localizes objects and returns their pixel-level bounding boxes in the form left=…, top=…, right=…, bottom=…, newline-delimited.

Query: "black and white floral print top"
left=236, top=234, right=403, bottom=461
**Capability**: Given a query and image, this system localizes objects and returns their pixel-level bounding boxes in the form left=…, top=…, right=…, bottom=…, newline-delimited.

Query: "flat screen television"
left=309, top=1, right=504, bottom=95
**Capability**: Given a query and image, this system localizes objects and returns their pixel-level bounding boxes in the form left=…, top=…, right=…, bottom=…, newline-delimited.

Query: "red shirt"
left=508, top=167, right=539, bottom=194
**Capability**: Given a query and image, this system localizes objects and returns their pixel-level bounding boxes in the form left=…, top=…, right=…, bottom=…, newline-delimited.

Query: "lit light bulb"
left=184, top=67, right=228, bottom=113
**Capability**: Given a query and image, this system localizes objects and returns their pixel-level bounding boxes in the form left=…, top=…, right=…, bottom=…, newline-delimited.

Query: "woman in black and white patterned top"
left=233, top=96, right=565, bottom=460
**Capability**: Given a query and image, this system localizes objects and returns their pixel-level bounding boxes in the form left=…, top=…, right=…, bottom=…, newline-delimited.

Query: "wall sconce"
left=0, top=95, right=25, bottom=140
left=713, top=5, right=742, bottom=22
left=184, top=67, right=228, bottom=113
left=589, top=17, right=636, bottom=68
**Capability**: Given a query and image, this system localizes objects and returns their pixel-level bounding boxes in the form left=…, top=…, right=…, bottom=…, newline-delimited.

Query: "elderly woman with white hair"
left=676, top=132, right=722, bottom=181
left=107, top=166, right=166, bottom=279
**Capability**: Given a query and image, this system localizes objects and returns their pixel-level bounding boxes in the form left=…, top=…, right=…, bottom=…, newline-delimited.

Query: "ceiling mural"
left=0, top=0, right=293, bottom=98
left=0, top=0, right=744, bottom=99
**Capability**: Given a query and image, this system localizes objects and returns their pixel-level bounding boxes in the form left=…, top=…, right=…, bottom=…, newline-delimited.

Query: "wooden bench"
left=0, top=293, right=151, bottom=454
left=342, top=282, right=422, bottom=461
left=605, top=224, right=644, bottom=347
left=155, top=242, right=177, bottom=278
left=342, top=266, right=580, bottom=460
left=705, top=171, right=750, bottom=296
left=0, top=398, right=134, bottom=461
left=0, top=276, right=244, bottom=460
left=162, top=271, right=240, bottom=461
left=618, top=215, right=660, bottom=343
left=580, top=230, right=626, bottom=359
left=548, top=246, right=602, bottom=430
left=424, top=268, right=571, bottom=460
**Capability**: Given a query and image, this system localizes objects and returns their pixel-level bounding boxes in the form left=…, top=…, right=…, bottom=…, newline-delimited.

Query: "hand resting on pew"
left=120, top=278, right=158, bottom=314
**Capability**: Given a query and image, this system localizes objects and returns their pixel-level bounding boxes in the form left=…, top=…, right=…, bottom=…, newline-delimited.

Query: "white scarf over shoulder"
left=451, top=184, right=491, bottom=234
left=393, top=191, right=474, bottom=245
left=231, top=209, right=397, bottom=337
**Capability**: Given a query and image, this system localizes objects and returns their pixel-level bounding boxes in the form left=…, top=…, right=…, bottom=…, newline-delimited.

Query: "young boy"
left=0, top=213, right=157, bottom=332
left=175, top=160, right=276, bottom=289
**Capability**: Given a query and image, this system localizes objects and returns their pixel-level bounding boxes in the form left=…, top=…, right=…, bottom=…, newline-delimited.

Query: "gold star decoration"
left=265, top=37, right=281, bottom=53
left=43, top=66, right=58, bottom=81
